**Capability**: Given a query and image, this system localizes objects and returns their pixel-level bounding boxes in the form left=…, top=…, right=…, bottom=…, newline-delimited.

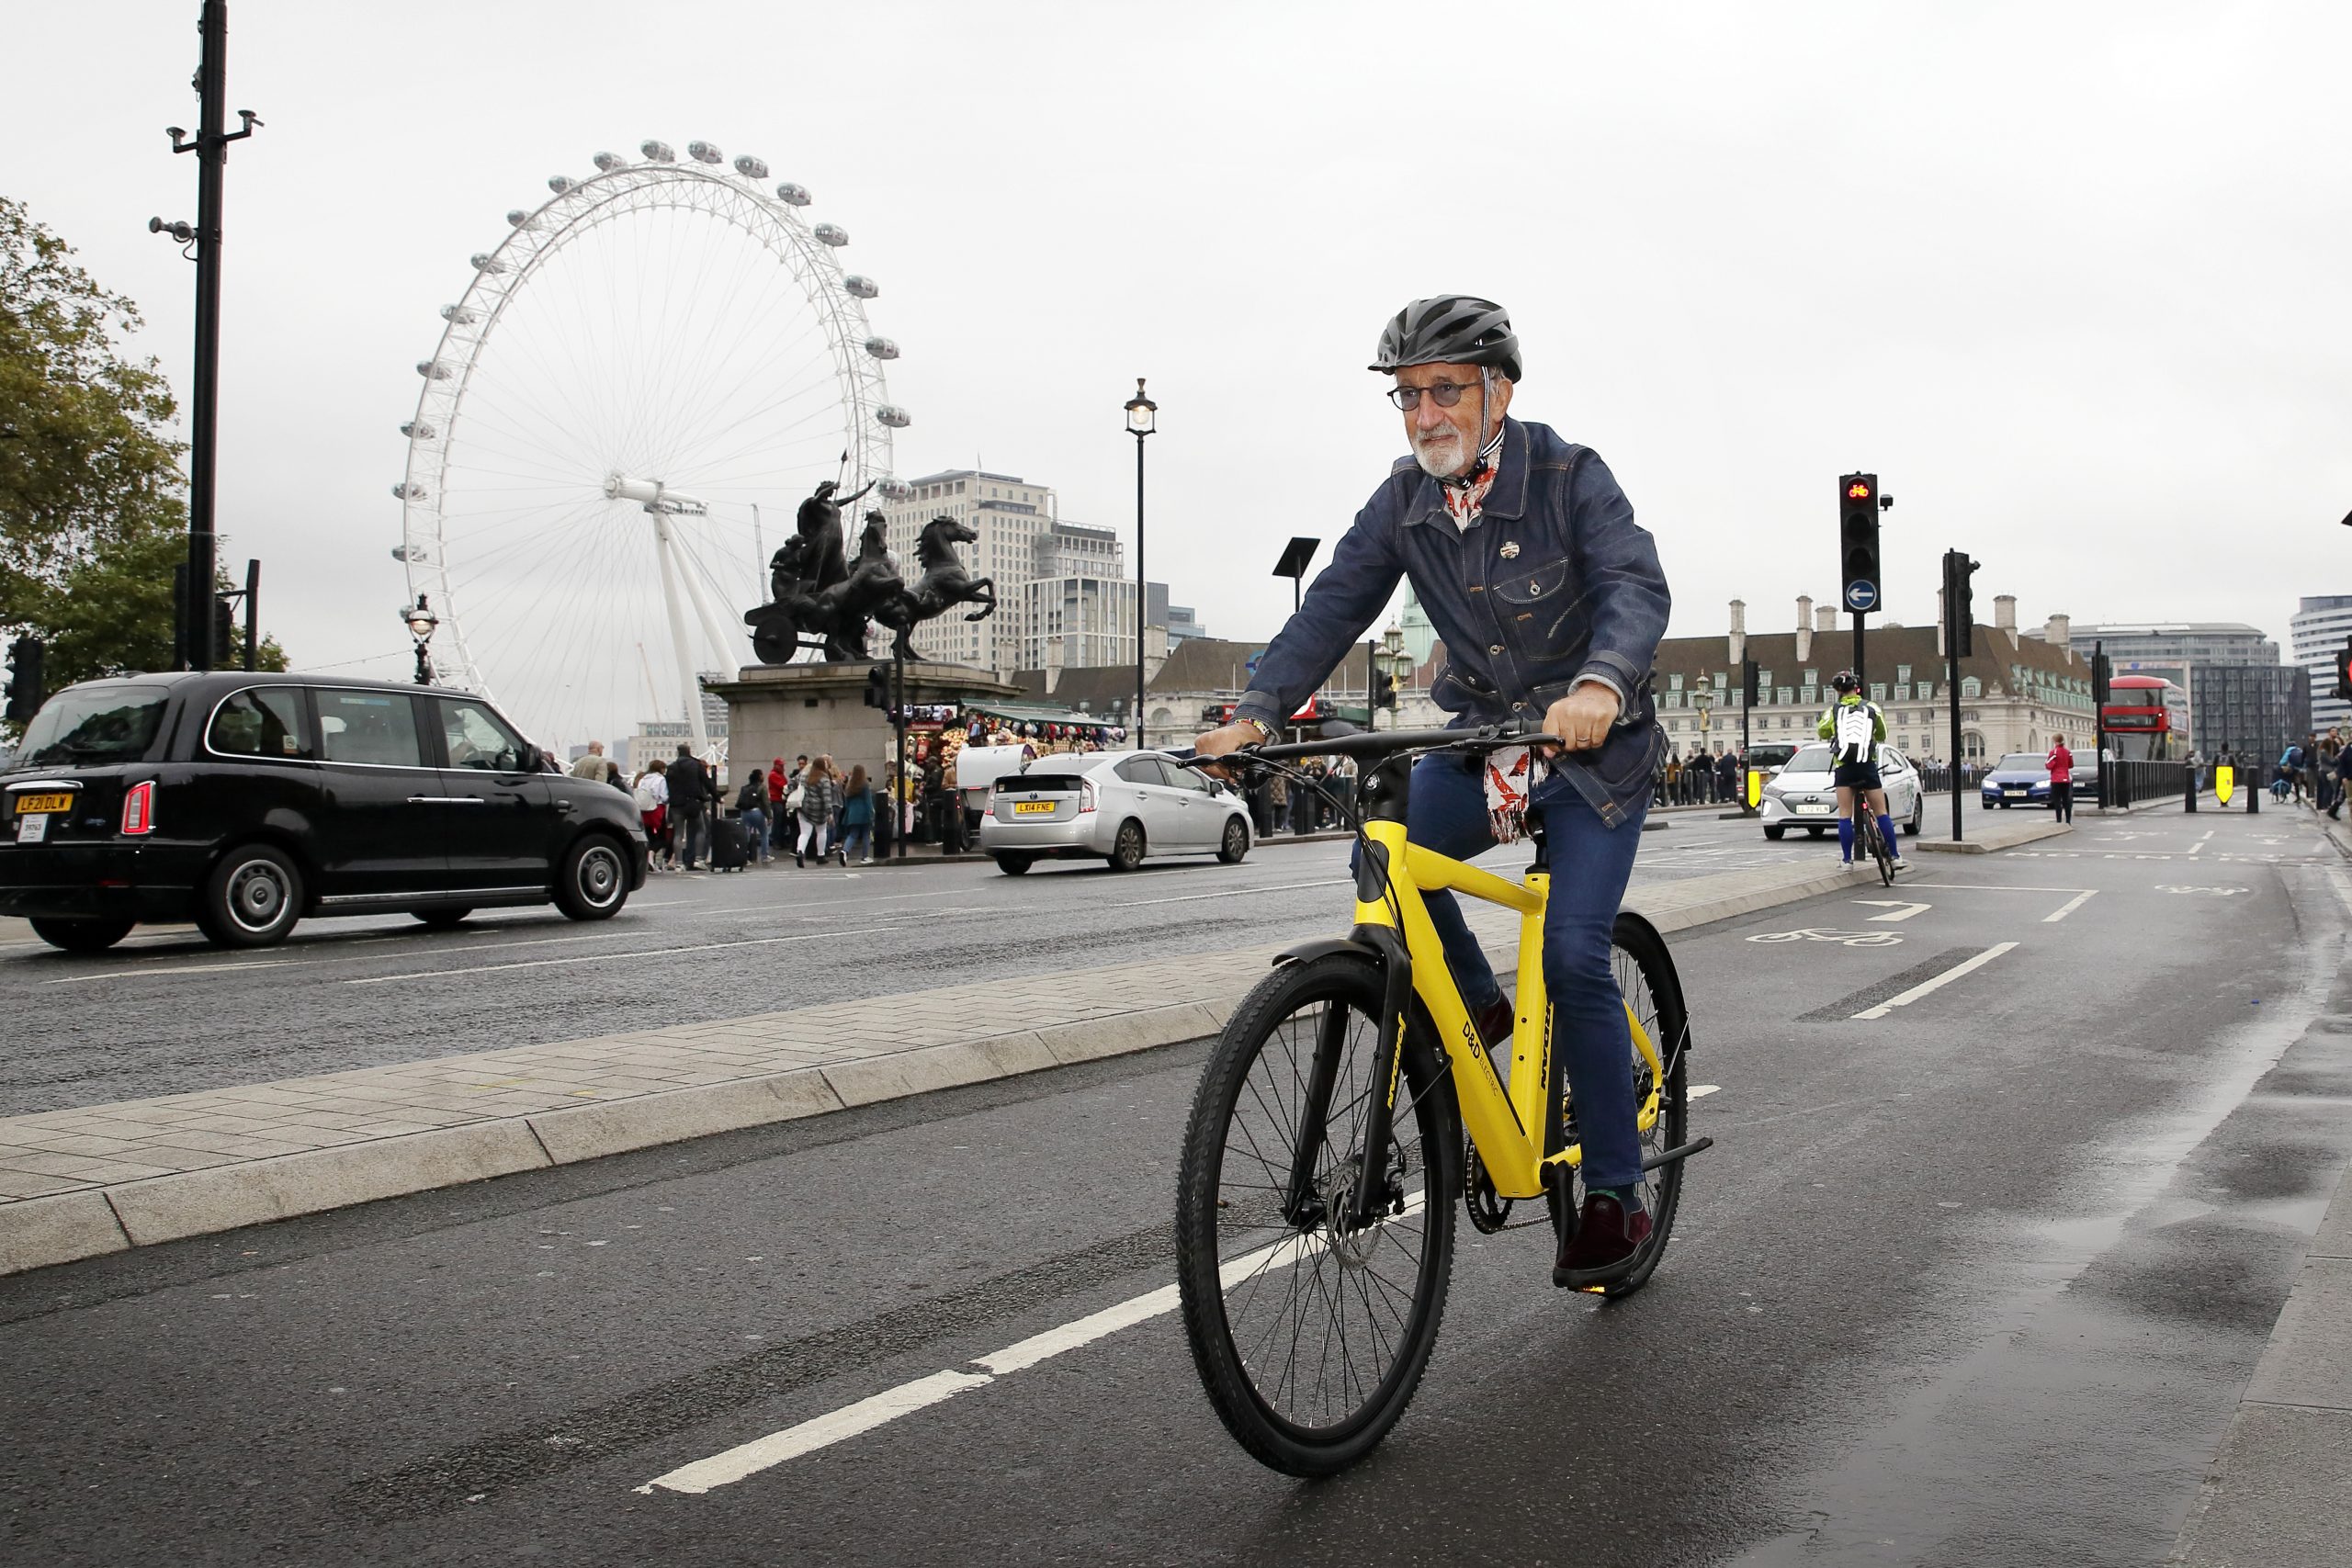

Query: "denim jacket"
left=1234, top=417, right=1670, bottom=827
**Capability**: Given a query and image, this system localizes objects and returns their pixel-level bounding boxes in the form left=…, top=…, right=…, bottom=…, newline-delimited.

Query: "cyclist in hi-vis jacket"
left=1193, top=295, right=1672, bottom=1289
left=1817, top=671, right=1906, bottom=872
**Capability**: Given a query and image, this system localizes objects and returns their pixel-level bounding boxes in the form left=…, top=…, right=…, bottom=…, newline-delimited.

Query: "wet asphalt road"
left=4, top=807, right=2347, bottom=1567
left=0, top=801, right=1892, bottom=1117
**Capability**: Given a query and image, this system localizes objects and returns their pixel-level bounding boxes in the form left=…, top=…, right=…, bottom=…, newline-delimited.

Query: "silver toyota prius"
left=978, top=750, right=1253, bottom=874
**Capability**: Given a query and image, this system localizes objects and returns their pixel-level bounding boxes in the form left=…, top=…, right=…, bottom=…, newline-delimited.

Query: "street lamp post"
left=153, top=0, right=263, bottom=671
left=1693, top=682, right=1714, bottom=795
left=1124, top=378, right=1157, bottom=750
left=401, top=594, right=439, bottom=685
left=1376, top=623, right=1411, bottom=731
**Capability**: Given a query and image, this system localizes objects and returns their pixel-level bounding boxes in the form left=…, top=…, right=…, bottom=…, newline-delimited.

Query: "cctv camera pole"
left=162, top=1, right=262, bottom=672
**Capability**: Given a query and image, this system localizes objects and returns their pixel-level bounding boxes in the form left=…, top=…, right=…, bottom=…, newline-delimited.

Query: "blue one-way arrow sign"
left=1844, top=579, right=1879, bottom=613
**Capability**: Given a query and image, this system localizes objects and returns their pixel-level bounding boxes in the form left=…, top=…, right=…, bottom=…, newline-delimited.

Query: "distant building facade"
left=2290, top=595, right=2352, bottom=731
left=2031, top=619, right=2307, bottom=757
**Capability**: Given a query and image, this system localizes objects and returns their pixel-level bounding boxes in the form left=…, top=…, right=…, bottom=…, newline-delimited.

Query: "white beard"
left=1412, top=427, right=1471, bottom=479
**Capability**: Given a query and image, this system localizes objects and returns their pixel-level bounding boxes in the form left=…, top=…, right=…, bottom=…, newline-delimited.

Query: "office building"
left=2290, top=595, right=2352, bottom=730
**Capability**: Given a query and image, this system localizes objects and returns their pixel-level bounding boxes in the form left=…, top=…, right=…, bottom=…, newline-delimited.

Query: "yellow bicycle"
left=1174, top=726, right=1706, bottom=1476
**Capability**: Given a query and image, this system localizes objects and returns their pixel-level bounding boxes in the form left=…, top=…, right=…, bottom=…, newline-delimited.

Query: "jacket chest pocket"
left=1490, top=558, right=1578, bottom=642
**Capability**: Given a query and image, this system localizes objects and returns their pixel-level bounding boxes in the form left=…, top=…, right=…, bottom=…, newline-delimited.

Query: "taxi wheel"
left=197, top=844, right=303, bottom=949
left=1216, top=818, right=1250, bottom=864
left=556, top=834, right=629, bottom=920
left=1763, top=825, right=1785, bottom=840
left=29, top=917, right=136, bottom=953
left=1108, top=819, right=1147, bottom=872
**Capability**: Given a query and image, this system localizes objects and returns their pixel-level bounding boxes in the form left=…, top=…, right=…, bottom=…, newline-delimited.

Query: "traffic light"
left=5, top=636, right=45, bottom=727
left=213, top=593, right=237, bottom=668
left=863, top=663, right=890, bottom=709
left=1374, top=673, right=1397, bottom=710
left=2335, top=637, right=2352, bottom=703
left=1838, top=473, right=1883, bottom=616
left=2091, top=648, right=2112, bottom=708
left=1740, top=659, right=1759, bottom=705
left=1941, top=550, right=1978, bottom=658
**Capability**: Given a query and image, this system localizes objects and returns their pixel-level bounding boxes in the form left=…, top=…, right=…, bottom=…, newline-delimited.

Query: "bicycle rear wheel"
left=1174, top=951, right=1460, bottom=1476
left=1868, top=813, right=1895, bottom=884
left=1551, top=913, right=1692, bottom=1298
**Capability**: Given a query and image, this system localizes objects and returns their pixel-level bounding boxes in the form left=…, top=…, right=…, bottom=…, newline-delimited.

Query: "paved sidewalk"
left=0, top=855, right=1874, bottom=1277
left=2173, top=1157, right=2352, bottom=1566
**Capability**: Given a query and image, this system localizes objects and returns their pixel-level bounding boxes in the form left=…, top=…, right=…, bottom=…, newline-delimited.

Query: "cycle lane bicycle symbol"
left=1746, top=928, right=1906, bottom=947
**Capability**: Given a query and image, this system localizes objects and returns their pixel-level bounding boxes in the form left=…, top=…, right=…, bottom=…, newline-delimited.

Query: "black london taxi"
left=1, top=672, right=647, bottom=953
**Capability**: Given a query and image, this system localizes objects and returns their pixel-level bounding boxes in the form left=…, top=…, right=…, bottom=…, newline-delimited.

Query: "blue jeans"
left=739, top=807, right=769, bottom=860
left=842, top=823, right=872, bottom=861
left=1391, top=751, right=1648, bottom=1192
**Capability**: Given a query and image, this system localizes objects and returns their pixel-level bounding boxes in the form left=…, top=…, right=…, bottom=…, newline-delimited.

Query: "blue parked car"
left=1981, top=752, right=2052, bottom=808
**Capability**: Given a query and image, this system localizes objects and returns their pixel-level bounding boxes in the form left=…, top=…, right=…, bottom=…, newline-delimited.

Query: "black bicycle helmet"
left=1831, top=670, right=1860, bottom=694
left=1369, top=295, right=1522, bottom=382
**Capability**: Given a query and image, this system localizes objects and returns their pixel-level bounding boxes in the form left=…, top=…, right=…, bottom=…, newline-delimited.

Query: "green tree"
left=0, top=197, right=284, bottom=725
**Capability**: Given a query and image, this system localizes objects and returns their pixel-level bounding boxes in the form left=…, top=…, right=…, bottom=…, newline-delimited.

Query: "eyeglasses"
left=1386, top=379, right=1482, bottom=412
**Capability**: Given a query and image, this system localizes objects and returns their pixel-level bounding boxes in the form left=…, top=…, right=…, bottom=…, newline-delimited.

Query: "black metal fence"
left=2103, top=758, right=2194, bottom=808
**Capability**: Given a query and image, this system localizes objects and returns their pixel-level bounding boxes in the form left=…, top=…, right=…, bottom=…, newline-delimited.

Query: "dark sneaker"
left=1554, top=1192, right=1654, bottom=1290
left=1473, top=996, right=1515, bottom=1050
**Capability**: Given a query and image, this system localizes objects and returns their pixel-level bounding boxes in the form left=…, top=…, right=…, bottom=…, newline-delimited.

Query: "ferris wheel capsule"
left=876, top=477, right=913, bottom=502
left=775, top=182, right=811, bottom=206
left=506, top=209, right=532, bottom=228
left=441, top=305, right=478, bottom=324
left=813, top=223, right=849, bottom=246
left=401, top=421, right=436, bottom=440
left=593, top=151, right=628, bottom=172
left=417, top=361, right=451, bottom=379
left=640, top=139, right=675, bottom=162
left=392, top=482, right=426, bottom=501
left=732, top=154, right=768, bottom=180
left=863, top=336, right=899, bottom=360
left=843, top=275, right=878, bottom=299
left=469, top=253, right=504, bottom=273
left=875, top=404, right=911, bottom=428
left=687, top=141, right=723, bottom=164
left=548, top=175, right=575, bottom=194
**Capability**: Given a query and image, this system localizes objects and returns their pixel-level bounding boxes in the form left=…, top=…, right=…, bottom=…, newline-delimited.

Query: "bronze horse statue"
left=745, top=479, right=877, bottom=662
left=871, top=514, right=998, bottom=660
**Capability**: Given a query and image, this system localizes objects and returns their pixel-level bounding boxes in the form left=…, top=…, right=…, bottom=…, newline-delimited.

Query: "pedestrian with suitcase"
left=667, top=744, right=713, bottom=871
left=735, top=770, right=772, bottom=865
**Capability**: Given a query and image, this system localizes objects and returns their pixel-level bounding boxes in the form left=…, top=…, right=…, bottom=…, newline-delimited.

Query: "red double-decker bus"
left=2099, top=674, right=2188, bottom=761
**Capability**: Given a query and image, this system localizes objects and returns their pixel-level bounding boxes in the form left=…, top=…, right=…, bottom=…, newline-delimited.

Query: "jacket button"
left=1488, top=643, right=1505, bottom=655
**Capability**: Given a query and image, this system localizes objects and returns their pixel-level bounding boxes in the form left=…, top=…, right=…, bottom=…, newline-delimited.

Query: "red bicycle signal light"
left=1846, top=479, right=1872, bottom=501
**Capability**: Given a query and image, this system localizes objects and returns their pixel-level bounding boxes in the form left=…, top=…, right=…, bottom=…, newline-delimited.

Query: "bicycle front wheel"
left=1174, top=951, right=1460, bottom=1476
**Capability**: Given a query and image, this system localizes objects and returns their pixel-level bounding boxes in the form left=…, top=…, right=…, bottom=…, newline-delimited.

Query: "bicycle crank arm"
left=1639, top=1136, right=1714, bottom=1173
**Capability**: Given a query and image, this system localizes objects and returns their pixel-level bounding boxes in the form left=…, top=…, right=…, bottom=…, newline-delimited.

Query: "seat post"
left=1525, top=815, right=1550, bottom=873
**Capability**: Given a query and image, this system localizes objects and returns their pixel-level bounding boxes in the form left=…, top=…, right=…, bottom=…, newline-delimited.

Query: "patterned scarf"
left=1440, top=415, right=1508, bottom=531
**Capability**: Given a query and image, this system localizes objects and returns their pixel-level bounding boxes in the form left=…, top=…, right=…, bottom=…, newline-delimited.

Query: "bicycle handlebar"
left=1174, top=722, right=1561, bottom=771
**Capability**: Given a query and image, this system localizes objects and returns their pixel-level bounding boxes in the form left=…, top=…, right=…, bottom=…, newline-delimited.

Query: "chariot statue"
left=745, top=479, right=997, bottom=664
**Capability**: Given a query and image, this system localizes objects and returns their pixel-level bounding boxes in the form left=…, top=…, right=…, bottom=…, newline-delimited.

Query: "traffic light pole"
left=891, top=648, right=908, bottom=862
left=1851, top=611, right=1866, bottom=695
left=1946, top=599, right=1964, bottom=843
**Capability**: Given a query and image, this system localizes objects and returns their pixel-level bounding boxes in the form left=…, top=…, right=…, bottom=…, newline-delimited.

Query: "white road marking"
left=1852, top=942, right=2018, bottom=1020
left=344, top=925, right=898, bottom=986
left=639, top=1202, right=1411, bottom=1496
left=2041, top=890, right=2098, bottom=923
left=1690, top=1084, right=1722, bottom=1100
left=44, top=959, right=291, bottom=986
left=1853, top=899, right=1931, bottom=922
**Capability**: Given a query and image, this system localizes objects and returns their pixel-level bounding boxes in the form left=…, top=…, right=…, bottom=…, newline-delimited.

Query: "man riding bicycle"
left=1194, top=295, right=1670, bottom=1289
left=1816, top=671, right=1906, bottom=873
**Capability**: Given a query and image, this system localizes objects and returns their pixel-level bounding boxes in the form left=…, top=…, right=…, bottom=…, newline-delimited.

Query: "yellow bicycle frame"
left=1351, top=817, right=1664, bottom=1201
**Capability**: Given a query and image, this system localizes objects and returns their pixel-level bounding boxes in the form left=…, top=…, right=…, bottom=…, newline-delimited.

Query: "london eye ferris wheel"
left=392, top=138, right=911, bottom=757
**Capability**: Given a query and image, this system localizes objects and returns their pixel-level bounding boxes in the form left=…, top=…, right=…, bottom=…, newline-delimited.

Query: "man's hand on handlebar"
left=1544, top=682, right=1621, bottom=752
left=1192, top=721, right=1263, bottom=780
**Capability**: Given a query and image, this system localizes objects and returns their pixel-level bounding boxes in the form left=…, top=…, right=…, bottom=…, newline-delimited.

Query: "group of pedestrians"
left=622, top=747, right=889, bottom=872
left=1657, top=747, right=1738, bottom=806
left=1244, top=758, right=1354, bottom=838
left=2276, top=729, right=2352, bottom=818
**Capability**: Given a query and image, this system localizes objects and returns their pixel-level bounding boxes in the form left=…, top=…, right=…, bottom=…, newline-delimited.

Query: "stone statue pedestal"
left=705, top=660, right=1024, bottom=784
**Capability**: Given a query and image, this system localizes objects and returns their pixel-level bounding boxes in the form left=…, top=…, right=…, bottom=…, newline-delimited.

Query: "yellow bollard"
left=1747, top=768, right=1763, bottom=809
left=2215, top=764, right=2235, bottom=807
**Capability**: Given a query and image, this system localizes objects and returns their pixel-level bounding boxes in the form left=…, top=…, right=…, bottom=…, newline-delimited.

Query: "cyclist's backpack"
left=1834, top=702, right=1876, bottom=767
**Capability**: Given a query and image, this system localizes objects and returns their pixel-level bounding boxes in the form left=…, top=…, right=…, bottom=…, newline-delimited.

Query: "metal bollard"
left=2185, top=759, right=2198, bottom=812
left=2248, top=756, right=2260, bottom=814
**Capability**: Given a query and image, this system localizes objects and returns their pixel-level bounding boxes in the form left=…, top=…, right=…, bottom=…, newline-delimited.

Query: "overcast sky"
left=10, top=2, right=2348, bottom=718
